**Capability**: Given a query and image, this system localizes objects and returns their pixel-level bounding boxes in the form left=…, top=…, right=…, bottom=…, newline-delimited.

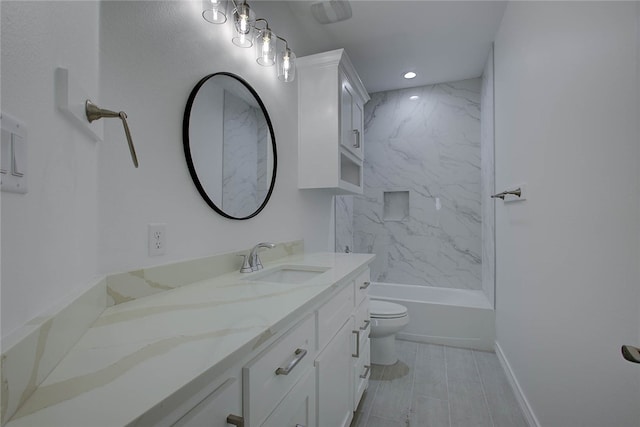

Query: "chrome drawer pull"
left=359, top=281, right=370, bottom=290
left=352, top=330, right=360, bottom=358
left=360, top=365, right=371, bottom=379
left=352, top=129, right=361, bottom=149
left=275, top=348, right=307, bottom=375
left=226, top=414, right=244, bottom=427
left=360, top=320, right=371, bottom=331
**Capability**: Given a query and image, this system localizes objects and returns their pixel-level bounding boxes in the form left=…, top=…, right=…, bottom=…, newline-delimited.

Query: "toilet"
left=369, top=300, right=410, bottom=365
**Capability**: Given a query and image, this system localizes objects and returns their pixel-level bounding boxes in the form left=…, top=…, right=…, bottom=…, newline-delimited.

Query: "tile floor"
left=351, top=341, right=528, bottom=427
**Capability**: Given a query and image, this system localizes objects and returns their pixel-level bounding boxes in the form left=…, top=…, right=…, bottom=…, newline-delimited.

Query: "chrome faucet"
left=240, top=242, right=276, bottom=273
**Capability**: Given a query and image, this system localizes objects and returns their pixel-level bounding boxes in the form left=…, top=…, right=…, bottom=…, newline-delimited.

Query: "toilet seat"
left=370, top=300, right=408, bottom=319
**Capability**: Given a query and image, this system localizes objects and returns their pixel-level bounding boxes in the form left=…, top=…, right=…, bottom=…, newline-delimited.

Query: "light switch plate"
left=0, top=112, right=28, bottom=194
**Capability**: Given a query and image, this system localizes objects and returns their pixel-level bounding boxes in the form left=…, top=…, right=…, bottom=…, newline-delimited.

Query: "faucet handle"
left=238, top=254, right=253, bottom=273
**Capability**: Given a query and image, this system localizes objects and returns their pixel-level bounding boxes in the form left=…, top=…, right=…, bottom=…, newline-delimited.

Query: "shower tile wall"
left=354, top=78, right=483, bottom=289
left=335, top=195, right=354, bottom=253
left=222, top=90, right=268, bottom=217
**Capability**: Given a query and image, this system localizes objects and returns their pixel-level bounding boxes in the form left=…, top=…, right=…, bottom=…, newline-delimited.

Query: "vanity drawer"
left=354, top=297, right=370, bottom=345
left=354, top=269, right=370, bottom=307
left=317, top=283, right=354, bottom=351
left=353, top=339, right=370, bottom=410
left=243, top=314, right=315, bottom=427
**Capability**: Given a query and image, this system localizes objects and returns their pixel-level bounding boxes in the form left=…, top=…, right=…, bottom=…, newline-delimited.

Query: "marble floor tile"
left=410, top=394, right=450, bottom=427
left=414, top=343, right=448, bottom=401
left=473, top=350, right=528, bottom=427
left=445, top=346, right=481, bottom=383
left=351, top=341, right=526, bottom=427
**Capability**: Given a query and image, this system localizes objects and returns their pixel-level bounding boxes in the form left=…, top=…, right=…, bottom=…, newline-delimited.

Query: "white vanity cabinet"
left=315, top=269, right=371, bottom=426
left=167, top=267, right=371, bottom=427
left=298, top=49, right=370, bottom=195
left=352, top=270, right=371, bottom=410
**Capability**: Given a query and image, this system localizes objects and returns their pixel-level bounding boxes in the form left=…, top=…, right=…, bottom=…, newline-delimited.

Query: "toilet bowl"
left=369, top=300, right=409, bottom=365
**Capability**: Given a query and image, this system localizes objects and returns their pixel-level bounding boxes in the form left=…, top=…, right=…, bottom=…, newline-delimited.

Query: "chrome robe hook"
left=85, top=100, right=139, bottom=168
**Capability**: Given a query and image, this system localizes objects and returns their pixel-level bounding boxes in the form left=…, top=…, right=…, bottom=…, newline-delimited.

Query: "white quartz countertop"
left=6, top=252, right=374, bottom=427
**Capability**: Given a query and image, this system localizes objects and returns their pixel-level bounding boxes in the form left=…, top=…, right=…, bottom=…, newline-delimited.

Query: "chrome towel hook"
left=85, top=100, right=139, bottom=168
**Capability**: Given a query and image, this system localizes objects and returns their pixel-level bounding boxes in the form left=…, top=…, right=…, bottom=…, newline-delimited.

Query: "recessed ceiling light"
left=409, top=95, right=419, bottom=100
left=404, top=71, right=417, bottom=79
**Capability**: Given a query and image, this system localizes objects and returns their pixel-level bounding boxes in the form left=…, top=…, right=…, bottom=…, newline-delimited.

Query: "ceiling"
left=253, top=1, right=507, bottom=93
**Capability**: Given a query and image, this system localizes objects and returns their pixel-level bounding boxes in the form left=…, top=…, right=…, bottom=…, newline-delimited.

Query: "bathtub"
left=369, top=282, right=495, bottom=351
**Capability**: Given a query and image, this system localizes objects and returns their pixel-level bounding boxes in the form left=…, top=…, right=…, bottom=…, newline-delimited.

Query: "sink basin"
left=245, top=265, right=330, bottom=284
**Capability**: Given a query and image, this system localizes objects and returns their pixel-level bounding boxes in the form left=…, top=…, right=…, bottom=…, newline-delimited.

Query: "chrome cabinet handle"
left=352, top=330, right=360, bottom=358
left=360, top=319, right=370, bottom=331
left=275, top=348, right=307, bottom=375
left=352, top=129, right=360, bottom=149
left=621, top=345, right=640, bottom=364
left=226, top=414, right=244, bottom=427
left=359, top=281, right=370, bottom=290
left=360, top=365, right=371, bottom=379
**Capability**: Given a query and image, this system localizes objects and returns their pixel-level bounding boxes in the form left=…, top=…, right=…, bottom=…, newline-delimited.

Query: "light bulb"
left=202, top=0, right=226, bottom=24
left=256, top=28, right=276, bottom=66
left=277, top=47, right=296, bottom=82
left=232, top=2, right=255, bottom=47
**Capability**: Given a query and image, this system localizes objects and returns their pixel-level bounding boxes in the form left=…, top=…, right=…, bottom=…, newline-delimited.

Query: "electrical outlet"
left=148, top=223, right=166, bottom=256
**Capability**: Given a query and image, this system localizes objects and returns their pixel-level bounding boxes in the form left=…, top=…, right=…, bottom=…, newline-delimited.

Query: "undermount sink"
left=244, top=265, right=330, bottom=284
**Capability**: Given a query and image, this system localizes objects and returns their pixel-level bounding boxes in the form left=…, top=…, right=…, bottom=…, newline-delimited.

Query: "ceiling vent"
left=310, top=1, right=352, bottom=24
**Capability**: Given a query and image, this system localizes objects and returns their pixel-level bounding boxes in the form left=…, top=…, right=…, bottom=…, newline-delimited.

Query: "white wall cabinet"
left=168, top=268, right=370, bottom=427
left=298, top=49, right=370, bottom=194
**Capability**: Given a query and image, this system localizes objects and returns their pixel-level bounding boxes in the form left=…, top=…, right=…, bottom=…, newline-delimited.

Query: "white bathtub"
left=370, top=282, right=495, bottom=351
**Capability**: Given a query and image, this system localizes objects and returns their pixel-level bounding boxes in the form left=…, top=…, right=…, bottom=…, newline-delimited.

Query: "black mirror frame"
left=183, top=72, right=278, bottom=220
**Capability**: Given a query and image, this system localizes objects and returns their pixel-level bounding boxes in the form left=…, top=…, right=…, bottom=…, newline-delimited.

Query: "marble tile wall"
left=481, top=47, right=496, bottom=306
left=335, top=196, right=354, bottom=254
left=222, top=90, right=267, bottom=218
left=353, top=78, right=483, bottom=289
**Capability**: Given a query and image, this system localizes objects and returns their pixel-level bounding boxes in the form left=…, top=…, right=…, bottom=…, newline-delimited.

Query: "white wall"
left=1, top=0, right=334, bottom=340
left=494, top=2, right=640, bottom=426
left=1, top=1, right=101, bottom=339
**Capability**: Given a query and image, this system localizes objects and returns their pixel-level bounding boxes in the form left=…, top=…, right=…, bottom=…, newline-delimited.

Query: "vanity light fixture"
left=202, top=0, right=297, bottom=82
left=409, top=95, right=419, bottom=100
left=277, top=42, right=296, bottom=82
left=404, top=71, right=417, bottom=79
left=255, top=19, right=276, bottom=66
left=232, top=0, right=256, bottom=48
left=202, top=0, right=227, bottom=24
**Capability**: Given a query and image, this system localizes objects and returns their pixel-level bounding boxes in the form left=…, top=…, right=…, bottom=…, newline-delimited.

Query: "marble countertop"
left=6, top=252, right=374, bottom=427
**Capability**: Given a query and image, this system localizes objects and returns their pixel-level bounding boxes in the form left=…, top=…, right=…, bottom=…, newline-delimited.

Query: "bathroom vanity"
left=4, top=252, right=373, bottom=427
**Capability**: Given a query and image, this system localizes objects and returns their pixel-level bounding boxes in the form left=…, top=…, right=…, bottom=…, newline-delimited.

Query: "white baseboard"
left=494, top=341, right=540, bottom=427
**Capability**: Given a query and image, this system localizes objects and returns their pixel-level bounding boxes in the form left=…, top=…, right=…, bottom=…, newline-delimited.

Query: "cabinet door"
left=261, top=369, right=316, bottom=427
left=315, top=318, right=354, bottom=427
left=172, top=378, right=241, bottom=427
left=340, top=74, right=364, bottom=160
left=351, top=96, right=364, bottom=159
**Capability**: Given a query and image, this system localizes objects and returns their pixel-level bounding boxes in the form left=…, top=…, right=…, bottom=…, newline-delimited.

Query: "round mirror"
left=183, top=73, right=277, bottom=220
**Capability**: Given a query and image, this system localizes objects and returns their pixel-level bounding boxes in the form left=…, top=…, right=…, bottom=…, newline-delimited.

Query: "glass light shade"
left=232, top=2, right=255, bottom=48
left=202, top=0, right=227, bottom=24
left=256, top=28, right=276, bottom=66
left=277, top=48, right=296, bottom=82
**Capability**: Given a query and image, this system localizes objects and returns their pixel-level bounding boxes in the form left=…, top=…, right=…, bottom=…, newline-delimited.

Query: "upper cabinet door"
left=340, top=74, right=364, bottom=160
